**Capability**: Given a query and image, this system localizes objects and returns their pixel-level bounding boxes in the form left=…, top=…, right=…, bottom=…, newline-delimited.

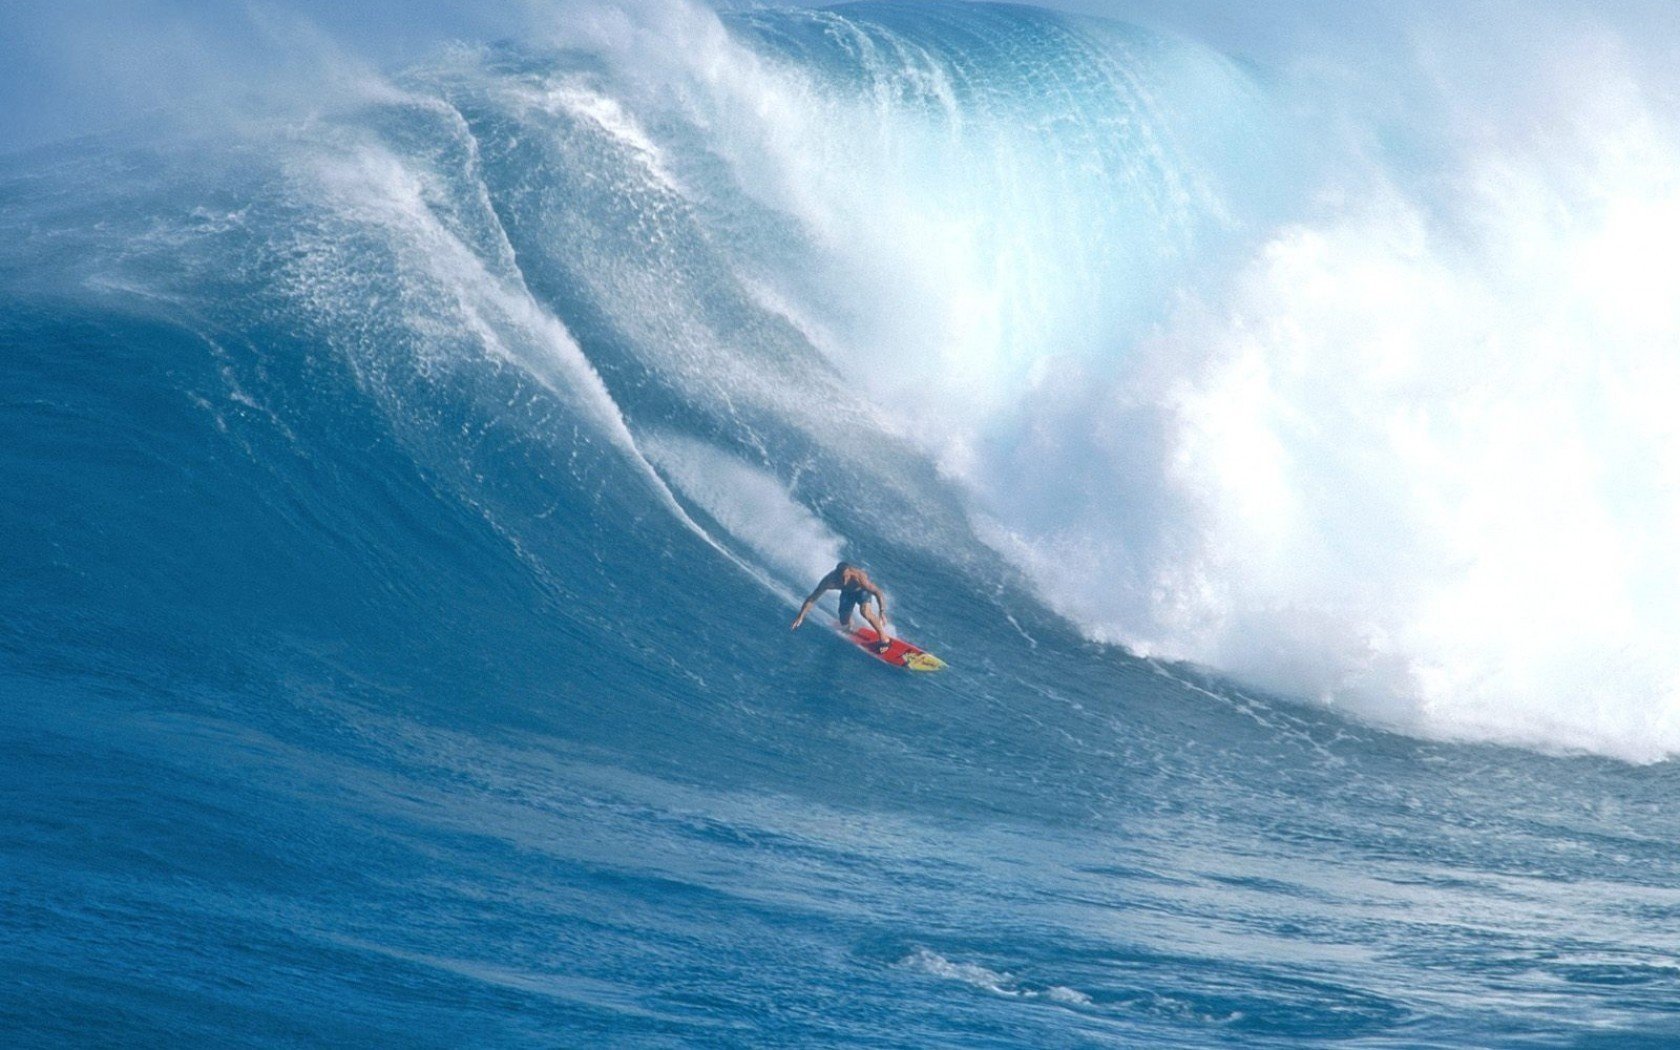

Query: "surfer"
left=791, top=562, right=892, bottom=652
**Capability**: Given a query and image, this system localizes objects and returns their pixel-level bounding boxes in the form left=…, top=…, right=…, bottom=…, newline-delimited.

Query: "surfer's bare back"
left=791, top=561, right=891, bottom=651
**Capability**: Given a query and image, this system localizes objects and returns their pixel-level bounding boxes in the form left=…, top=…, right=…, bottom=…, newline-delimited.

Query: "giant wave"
left=5, top=1, right=1680, bottom=1045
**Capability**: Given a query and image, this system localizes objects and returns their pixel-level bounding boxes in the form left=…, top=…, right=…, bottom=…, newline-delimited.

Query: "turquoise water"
left=5, top=3, right=1680, bottom=1045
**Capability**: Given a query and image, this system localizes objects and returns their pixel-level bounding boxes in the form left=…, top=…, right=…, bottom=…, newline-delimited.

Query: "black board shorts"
left=839, top=587, right=873, bottom=619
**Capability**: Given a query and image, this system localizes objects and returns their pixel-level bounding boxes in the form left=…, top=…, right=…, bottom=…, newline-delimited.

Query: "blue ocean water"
left=5, top=2, right=1680, bottom=1045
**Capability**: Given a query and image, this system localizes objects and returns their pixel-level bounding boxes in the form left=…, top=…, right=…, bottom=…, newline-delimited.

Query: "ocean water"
left=5, top=2, right=1680, bottom=1045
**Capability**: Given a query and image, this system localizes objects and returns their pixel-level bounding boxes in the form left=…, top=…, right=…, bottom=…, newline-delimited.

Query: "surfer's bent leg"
left=838, top=592, right=858, bottom=629
left=861, top=601, right=890, bottom=649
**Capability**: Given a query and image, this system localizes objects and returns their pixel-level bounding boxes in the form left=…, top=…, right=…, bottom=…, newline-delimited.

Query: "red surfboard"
left=843, top=626, right=946, bottom=672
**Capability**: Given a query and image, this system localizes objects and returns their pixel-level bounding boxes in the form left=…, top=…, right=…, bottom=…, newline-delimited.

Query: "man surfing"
left=791, top=561, right=892, bottom=652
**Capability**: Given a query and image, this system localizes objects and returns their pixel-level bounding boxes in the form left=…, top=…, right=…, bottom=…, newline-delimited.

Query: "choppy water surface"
left=5, top=3, right=1680, bottom=1045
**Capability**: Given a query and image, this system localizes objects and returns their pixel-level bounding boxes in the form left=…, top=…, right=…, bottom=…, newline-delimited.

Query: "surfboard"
left=844, top=626, right=946, bottom=672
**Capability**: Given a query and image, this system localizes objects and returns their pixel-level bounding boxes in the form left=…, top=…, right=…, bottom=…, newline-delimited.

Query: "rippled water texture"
left=5, top=2, right=1680, bottom=1045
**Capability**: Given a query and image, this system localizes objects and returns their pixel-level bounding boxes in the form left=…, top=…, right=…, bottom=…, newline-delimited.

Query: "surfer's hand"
left=790, top=615, right=803, bottom=630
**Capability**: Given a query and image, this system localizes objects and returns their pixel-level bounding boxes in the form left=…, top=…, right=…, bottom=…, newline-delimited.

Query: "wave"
left=5, top=0, right=1680, bottom=767
left=547, top=0, right=1680, bottom=760
left=11, top=4, right=1680, bottom=1045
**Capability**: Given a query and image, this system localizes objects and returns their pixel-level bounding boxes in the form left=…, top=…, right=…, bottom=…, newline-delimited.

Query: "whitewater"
left=5, top=0, right=1680, bottom=1045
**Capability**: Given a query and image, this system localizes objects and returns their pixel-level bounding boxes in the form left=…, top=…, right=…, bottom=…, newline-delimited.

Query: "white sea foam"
left=902, top=948, right=1092, bottom=1006
left=990, top=47, right=1680, bottom=761
left=508, top=78, right=683, bottom=194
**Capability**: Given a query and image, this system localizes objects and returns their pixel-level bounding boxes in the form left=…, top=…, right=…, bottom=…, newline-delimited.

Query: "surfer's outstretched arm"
left=791, top=591, right=820, bottom=630
left=791, top=571, right=840, bottom=630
